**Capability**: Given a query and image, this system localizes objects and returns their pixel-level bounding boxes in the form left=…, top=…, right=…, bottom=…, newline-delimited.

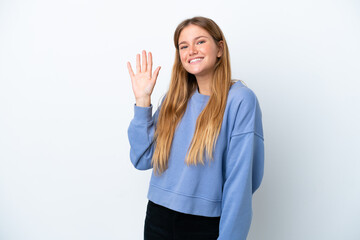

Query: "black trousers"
left=144, top=200, right=220, bottom=240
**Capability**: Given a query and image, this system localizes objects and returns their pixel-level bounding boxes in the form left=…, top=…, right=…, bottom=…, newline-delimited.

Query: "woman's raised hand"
left=127, top=50, right=161, bottom=107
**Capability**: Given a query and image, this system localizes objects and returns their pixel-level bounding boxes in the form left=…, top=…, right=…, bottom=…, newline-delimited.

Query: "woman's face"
left=178, top=24, right=223, bottom=80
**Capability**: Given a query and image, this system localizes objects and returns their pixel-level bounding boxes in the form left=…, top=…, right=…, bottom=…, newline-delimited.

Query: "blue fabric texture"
left=128, top=80, right=264, bottom=239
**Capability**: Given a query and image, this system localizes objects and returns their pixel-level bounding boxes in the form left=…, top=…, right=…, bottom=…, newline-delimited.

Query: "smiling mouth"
left=189, top=58, right=204, bottom=64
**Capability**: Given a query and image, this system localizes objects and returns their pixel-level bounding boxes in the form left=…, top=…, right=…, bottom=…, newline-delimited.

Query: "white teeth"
left=189, top=58, right=203, bottom=63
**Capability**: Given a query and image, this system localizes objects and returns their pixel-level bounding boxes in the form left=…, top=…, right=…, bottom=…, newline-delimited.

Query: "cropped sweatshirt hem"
left=148, top=183, right=222, bottom=217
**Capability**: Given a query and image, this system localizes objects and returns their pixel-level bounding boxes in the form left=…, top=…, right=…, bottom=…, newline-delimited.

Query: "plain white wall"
left=1, top=0, right=359, bottom=239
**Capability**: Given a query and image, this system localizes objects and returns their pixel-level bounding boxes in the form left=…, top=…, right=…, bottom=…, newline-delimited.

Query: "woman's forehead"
left=178, top=25, right=210, bottom=42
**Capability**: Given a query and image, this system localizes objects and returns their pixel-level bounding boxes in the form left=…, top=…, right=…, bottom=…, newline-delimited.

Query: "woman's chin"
left=185, top=68, right=203, bottom=76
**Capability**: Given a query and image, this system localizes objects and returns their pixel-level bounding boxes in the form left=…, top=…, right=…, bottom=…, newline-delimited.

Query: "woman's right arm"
left=126, top=50, right=161, bottom=170
left=127, top=104, right=161, bottom=170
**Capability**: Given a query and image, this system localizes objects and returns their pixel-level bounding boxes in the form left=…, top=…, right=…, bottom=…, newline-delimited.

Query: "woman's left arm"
left=218, top=88, right=264, bottom=240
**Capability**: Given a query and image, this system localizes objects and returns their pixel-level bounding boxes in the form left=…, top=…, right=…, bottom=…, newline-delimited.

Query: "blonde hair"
left=152, top=16, right=232, bottom=175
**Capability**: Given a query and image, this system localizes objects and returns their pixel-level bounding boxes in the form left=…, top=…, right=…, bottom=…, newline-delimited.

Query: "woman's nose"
left=189, top=44, right=198, bottom=55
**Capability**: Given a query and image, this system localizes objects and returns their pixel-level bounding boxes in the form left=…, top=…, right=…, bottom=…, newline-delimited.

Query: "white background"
left=1, top=0, right=359, bottom=239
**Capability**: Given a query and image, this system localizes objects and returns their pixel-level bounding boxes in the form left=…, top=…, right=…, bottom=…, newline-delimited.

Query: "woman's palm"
left=127, top=50, right=161, bottom=100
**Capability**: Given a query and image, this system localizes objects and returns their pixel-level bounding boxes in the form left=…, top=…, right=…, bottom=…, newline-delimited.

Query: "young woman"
left=127, top=16, right=264, bottom=240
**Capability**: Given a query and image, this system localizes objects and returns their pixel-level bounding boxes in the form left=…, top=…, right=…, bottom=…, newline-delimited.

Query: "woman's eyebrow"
left=178, top=36, right=209, bottom=46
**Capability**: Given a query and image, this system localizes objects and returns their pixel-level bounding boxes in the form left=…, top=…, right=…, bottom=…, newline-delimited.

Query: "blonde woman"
left=127, top=16, right=264, bottom=240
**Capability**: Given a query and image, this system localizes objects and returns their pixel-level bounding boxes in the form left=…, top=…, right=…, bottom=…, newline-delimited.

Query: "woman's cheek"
left=180, top=55, right=187, bottom=65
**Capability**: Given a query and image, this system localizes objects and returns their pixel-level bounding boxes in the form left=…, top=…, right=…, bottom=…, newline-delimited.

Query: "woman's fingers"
left=148, top=52, right=153, bottom=77
left=129, top=50, right=159, bottom=80
left=152, top=66, right=161, bottom=83
left=127, top=62, right=135, bottom=79
left=136, top=54, right=141, bottom=73
left=142, top=50, right=147, bottom=72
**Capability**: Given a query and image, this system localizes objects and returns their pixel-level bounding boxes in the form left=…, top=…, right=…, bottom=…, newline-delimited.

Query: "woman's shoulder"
left=228, top=79, right=258, bottom=104
left=227, top=80, right=263, bottom=136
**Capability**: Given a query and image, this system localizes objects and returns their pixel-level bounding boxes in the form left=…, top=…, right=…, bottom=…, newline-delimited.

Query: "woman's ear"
left=217, top=40, right=224, bottom=58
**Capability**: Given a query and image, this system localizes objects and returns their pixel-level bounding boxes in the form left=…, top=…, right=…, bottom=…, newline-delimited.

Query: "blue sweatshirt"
left=127, top=80, right=264, bottom=239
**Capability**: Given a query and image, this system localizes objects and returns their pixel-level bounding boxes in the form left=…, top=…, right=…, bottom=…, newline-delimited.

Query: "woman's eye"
left=197, top=40, right=205, bottom=45
left=180, top=46, right=188, bottom=50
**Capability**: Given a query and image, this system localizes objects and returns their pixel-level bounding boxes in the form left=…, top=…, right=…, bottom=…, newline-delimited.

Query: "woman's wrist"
left=136, top=97, right=151, bottom=107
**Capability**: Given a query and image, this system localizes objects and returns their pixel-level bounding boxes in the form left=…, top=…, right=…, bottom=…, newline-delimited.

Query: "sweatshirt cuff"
left=133, top=103, right=153, bottom=123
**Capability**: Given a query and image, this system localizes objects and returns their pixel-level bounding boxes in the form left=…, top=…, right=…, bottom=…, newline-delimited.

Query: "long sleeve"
left=127, top=104, right=161, bottom=170
left=218, top=88, right=264, bottom=239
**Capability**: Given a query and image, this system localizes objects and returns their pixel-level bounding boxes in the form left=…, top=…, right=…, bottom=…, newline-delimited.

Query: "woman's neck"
left=196, top=75, right=212, bottom=96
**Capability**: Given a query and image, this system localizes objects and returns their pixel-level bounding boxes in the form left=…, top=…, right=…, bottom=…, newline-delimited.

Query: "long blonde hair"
left=152, top=16, right=232, bottom=175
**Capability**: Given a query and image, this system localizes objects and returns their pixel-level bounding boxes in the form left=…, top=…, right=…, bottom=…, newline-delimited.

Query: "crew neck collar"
left=192, top=87, right=210, bottom=103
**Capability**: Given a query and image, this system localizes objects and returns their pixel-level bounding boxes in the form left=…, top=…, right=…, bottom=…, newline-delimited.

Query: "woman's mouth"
left=189, top=57, right=204, bottom=64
